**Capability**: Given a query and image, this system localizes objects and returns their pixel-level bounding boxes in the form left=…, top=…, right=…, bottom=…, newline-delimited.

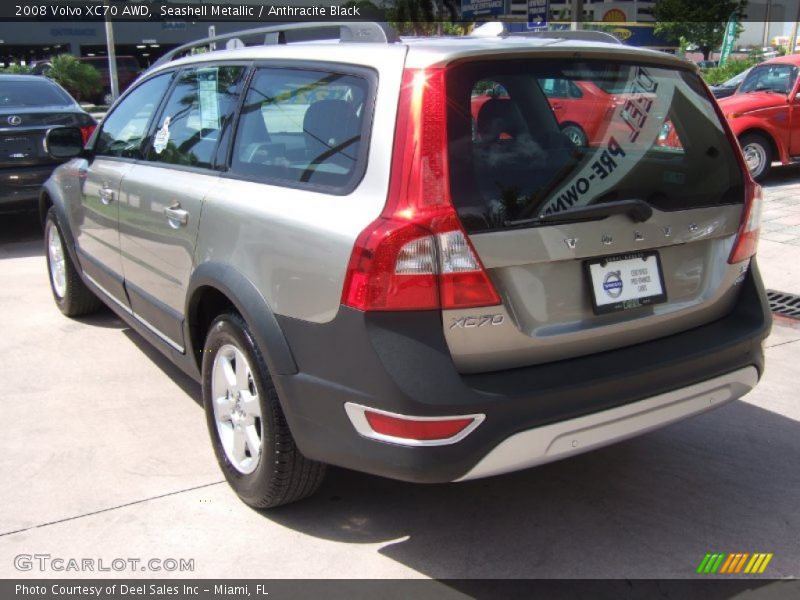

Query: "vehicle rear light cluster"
left=728, top=180, right=763, bottom=264
left=344, top=402, right=484, bottom=446
left=705, top=85, right=763, bottom=265
left=341, top=68, right=501, bottom=311
left=79, top=124, right=96, bottom=145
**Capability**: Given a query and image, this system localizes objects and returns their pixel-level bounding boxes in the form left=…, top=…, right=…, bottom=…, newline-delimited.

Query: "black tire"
left=561, top=123, right=588, bottom=147
left=202, top=312, right=326, bottom=508
left=739, top=132, right=773, bottom=182
left=44, top=207, right=102, bottom=317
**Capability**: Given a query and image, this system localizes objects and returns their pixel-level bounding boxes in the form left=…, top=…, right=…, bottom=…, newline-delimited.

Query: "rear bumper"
left=458, top=366, right=758, bottom=480
left=0, top=165, right=56, bottom=210
left=273, top=262, right=771, bottom=483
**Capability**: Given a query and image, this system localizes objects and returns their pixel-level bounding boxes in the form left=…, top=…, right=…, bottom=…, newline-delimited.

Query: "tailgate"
left=443, top=57, right=748, bottom=373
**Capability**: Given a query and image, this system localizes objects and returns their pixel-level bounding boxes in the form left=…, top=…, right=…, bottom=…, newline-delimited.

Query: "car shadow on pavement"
left=761, top=163, right=800, bottom=188
left=121, top=328, right=202, bottom=406
left=0, top=211, right=43, bottom=259
left=260, top=400, right=799, bottom=579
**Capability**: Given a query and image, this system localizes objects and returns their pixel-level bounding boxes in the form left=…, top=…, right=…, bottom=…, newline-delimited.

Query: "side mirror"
left=44, top=127, right=85, bottom=160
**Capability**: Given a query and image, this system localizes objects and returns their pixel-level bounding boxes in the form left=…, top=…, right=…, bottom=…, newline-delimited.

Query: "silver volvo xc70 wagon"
left=39, top=23, right=771, bottom=508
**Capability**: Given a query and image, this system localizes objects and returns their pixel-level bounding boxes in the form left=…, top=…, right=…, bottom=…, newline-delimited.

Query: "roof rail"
left=506, top=30, right=623, bottom=44
left=152, top=22, right=400, bottom=67
left=471, top=22, right=622, bottom=45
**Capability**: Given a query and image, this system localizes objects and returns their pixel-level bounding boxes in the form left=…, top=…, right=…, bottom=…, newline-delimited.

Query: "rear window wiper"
left=505, top=199, right=654, bottom=227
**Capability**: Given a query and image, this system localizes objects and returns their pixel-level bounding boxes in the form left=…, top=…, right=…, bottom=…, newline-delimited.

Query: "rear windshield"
left=0, top=79, right=73, bottom=108
left=447, top=59, right=745, bottom=232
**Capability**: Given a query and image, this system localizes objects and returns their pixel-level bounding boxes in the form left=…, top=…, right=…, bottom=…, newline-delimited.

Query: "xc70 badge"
left=450, top=314, right=505, bottom=329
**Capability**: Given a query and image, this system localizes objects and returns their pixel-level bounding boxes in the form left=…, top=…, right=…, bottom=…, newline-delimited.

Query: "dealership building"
left=0, top=20, right=269, bottom=69
left=0, top=0, right=792, bottom=68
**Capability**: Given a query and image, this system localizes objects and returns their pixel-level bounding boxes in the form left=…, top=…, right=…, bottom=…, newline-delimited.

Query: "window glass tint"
left=0, top=80, right=72, bottom=107
left=147, top=66, right=246, bottom=169
left=739, top=64, right=798, bottom=94
left=231, top=67, right=369, bottom=189
left=95, top=73, right=171, bottom=158
left=448, top=60, right=743, bottom=232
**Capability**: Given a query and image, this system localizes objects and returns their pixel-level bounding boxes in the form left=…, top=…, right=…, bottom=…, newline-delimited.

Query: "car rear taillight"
left=79, top=125, right=96, bottom=145
left=729, top=180, right=762, bottom=264
left=341, top=68, right=501, bottom=311
left=344, top=402, right=484, bottom=446
left=704, top=84, right=763, bottom=265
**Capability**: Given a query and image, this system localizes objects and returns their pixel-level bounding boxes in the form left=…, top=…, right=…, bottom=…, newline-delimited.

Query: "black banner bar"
left=2, top=580, right=799, bottom=600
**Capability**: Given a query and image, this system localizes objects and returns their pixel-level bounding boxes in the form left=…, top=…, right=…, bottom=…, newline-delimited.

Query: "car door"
left=75, top=72, right=173, bottom=307
left=118, top=64, right=248, bottom=351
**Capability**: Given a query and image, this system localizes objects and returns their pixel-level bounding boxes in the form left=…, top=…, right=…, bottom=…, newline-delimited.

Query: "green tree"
left=653, top=0, right=747, bottom=60
left=46, top=54, right=101, bottom=102
left=387, top=0, right=462, bottom=36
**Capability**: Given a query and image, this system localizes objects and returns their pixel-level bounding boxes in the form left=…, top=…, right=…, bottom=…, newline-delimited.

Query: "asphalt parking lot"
left=0, top=168, right=798, bottom=581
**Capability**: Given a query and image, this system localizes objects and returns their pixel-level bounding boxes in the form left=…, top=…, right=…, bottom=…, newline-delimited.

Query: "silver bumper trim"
left=456, top=366, right=759, bottom=482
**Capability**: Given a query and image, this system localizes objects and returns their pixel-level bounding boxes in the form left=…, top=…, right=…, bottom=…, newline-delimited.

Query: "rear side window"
left=447, top=60, right=745, bottom=232
left=146, top=65, right=247, bottom=169
left=95, top=73, right=172, bottom=158
left=230, top=66, right=371, bottom=191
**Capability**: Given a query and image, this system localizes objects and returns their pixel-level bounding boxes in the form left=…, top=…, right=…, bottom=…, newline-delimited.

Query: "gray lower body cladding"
left=272, top=261, right=771, bottom=483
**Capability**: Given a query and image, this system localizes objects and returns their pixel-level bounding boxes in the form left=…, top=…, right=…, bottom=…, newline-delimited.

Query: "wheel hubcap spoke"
left=240, top=390, right=261, bottom=419
left=232, top=426, right=247, bottom=463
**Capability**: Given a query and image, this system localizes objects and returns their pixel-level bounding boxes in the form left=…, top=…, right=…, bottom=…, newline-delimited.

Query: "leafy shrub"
left=1, top=63, right=33, bottom=74
left=46, top=54, right=101, bottom=102
left=701, top=59, right=758, bottom=85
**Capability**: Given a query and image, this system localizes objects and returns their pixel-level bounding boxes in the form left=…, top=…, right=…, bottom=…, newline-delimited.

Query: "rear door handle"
left=99, top=187, right=114, bottom=205
left=164, top=203, right=189, bottom=227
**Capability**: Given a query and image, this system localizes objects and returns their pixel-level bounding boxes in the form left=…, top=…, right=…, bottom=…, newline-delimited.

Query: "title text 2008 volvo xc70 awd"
left=39, top=23, right=771, bottom=508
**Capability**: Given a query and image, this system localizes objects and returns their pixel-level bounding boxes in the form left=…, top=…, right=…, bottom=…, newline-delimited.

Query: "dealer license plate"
left=585, top=252, right=667, bottom=314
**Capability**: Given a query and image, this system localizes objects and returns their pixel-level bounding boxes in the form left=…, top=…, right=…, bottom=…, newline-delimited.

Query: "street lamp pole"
left=571, top=0, right=583, bottom=30
left=104, top=0, right=119, bottom=104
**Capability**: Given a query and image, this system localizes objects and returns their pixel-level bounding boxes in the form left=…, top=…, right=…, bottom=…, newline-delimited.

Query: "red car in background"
left=471, top=78, right=681, bottom=151
left=471, top=79, right=621, bottom=146
left=718, top=55, right=800, bottom=181
left=537, top=78, right=622, bottom=146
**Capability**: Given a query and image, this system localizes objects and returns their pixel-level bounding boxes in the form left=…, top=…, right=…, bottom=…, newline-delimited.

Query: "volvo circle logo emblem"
left=603, top=271, right=623, bottom=298
left=602, top=235, right=613, bottom=245
left=564, top=238, right=578, bottom=250
left=7, top=115, right=22, bottom=126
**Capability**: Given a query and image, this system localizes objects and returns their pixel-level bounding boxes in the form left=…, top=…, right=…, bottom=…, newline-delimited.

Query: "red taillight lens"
left=341, top=68, right=501, bottom=311
left=79, top=124, right=96, bottom=145
left=728, top=180, right=762, bottom=264
left=343, top=220, right=438, bottom=311
left=703, top=83, right=763, bottom=265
